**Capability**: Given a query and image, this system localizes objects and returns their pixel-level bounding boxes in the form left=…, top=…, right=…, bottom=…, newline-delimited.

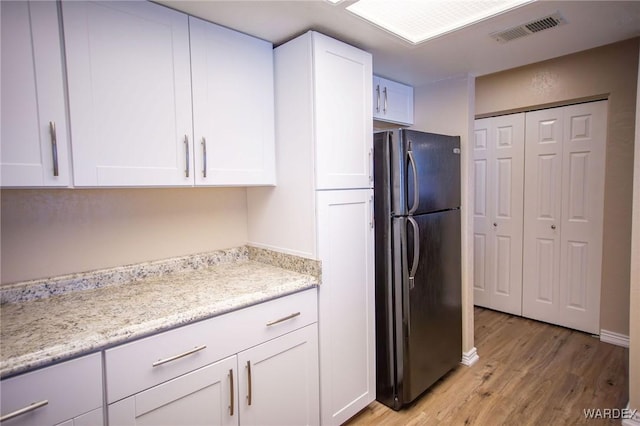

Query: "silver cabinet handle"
left=375, top=84, right=380, bottom=113
left=201, top=137, right=207, bottom=178
left=246, top=361, right=252, bottom=406
left=229, top=369, right=234, bottom=416
left=49, top=121, right=59, bottom=177
left=0, top=400, right=48, bottom=422
left=551, top=224, right=557, bottom=230
left=152, top=345, right=206, bottom=367
left=407, top=216, right=420, bottom=290
left=369, top=148, right=373, bottom=183
left=370, top=195, right=374, bottom=229
left=266, top=312, right=300, bottom=327
left=383, top=87, right=388, bottom=114
left=184, top=135, right=190, bottom=178
left=407, top=141, right=420, bottom=214
left=493, top=222, right=498, bottom=227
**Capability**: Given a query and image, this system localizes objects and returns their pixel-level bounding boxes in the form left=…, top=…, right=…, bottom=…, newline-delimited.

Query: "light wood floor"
left=346, top=307, right=629, bottom=425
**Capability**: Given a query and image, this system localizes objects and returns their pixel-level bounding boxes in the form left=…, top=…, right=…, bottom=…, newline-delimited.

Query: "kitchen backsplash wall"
left=0, top=188, right=249, bottom=285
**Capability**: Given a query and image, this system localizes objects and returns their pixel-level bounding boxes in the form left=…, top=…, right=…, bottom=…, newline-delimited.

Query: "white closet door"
left=523, top=101, right=606, bottom=334
left=522, top=108, right=564, bottom=323
left=473, top=113, right=525, bottom=315
left=558, top=101, right=606, bottom=333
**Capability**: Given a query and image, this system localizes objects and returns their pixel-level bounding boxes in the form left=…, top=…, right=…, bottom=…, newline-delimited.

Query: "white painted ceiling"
left=157, top=0, right=640, bottom=88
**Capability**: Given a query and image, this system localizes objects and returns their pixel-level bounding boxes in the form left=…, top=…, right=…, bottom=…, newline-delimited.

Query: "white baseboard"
left=461, top=347, right=479, bottom=366
left=622, top=402, right=640, bottom=426
left=600, top=329, right=630, bottom=348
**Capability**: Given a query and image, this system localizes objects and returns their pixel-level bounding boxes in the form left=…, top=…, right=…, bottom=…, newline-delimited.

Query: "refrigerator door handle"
left=407, top=216, right=420, bottom=290
left=407, top=143, right=420, bottom=214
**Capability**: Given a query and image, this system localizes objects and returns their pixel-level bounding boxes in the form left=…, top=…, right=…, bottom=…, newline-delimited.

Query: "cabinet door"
left=190, top=17, right=275, bottom=187
left=472, top=113, right=524, bottom=316
left=316, top=189, right=375, bottom=425
left=373, top=76, right=414, bottom=125
left=108, top=356, right=238, bottom=426
left=522, top=101, right=606, bottom=334
left=313, top=32, right=373, bottom=190
left=1, top=0, right=70, bottom=187
left=237, top=325, right=319, bottom=426
left=62, top=1, right=193, bottom=187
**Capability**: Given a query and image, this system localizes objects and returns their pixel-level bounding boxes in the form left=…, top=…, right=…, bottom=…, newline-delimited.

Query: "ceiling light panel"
left=346, top=0, right=534, bottom=44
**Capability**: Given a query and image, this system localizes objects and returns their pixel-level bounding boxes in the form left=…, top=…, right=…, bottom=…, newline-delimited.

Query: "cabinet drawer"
left=105, top=288, right=317, bottom=403
left=0, top=353, right=103, bottom=426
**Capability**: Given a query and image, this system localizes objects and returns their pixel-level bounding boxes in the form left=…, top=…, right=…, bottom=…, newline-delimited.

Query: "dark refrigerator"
left=374, top=129, right=462, bottom=410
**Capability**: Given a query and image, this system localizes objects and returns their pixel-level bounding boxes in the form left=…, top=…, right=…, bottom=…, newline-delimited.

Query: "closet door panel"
left=472, top=114, right=524, bottom=315
left=523, top=101, right=605, bottom=334
left=557, top=101, right=606, bottom=334
left=472, top=120, right=492, bottom=305
left=523, top=109, right=563, bottom=321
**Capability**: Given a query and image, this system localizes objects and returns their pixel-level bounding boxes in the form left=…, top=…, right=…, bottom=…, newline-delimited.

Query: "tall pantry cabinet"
left=247, top=31, right=375, bottom=425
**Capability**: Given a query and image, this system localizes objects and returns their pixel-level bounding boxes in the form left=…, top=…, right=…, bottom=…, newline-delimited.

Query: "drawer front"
left=0, top=353, right=103, bottom=426
left=106, top=288, right=317, bottom=403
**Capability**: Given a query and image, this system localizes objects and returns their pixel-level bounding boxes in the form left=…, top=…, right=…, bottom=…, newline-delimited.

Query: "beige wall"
left=628, top=43, right=640, bottom=415
left=0, top=188, right=248, bottom=285
left=413, top=75, right=476, bottom=354
left=475, top=38, right=639, bottom=336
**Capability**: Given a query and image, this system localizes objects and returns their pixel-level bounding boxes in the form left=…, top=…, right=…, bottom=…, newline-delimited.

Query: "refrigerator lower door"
left=398, top=209, right=462, bottom=406
left=374, top=211, right=405, bottom=410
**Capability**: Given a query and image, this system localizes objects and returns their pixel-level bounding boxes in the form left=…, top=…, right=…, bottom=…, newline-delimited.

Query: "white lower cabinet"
left=108, top=356, right=237, bottom=426
left=316, top=189, right=375, bottom=426
left=0, top=353, right=103, bottom=426
left=105, top=290, right=319, bottom=426
left=237, top=325, right=319, bottom=426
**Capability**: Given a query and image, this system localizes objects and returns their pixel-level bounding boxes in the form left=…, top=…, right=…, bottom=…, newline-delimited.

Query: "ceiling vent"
left=491, top=12, right=567, bottom=43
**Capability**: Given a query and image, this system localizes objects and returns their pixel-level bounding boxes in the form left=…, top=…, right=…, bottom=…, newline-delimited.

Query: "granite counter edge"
left=0, top=281, right=318, bottom=379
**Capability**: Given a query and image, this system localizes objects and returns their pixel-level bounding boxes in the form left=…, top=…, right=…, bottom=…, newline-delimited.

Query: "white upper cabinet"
left=190, top=17, right=275, bottom=186
left=372, top=75, right=414, bottom=126
left=63, top=1, right=194, bottom=187
left=1, top=1, right=71, bottom=187
left=313, top=33, right=373, bottom=190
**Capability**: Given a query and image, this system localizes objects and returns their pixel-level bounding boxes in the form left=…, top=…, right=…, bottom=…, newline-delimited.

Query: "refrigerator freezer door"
left=388, top=129, right=461, bottom=216
left=401, top=208, right=462, bottom=405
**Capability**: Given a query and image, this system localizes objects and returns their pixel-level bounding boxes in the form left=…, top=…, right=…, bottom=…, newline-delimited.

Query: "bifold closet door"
left=522, top=101, right=606, bottom=334
left=473, top=113, right=525, bottom=316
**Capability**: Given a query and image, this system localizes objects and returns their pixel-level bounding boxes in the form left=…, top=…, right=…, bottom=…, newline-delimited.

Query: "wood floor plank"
left=346, top=308, right=628, bottom=425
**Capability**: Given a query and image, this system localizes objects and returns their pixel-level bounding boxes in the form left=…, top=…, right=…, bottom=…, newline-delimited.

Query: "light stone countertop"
left=0, top=246, right=320, bottom=379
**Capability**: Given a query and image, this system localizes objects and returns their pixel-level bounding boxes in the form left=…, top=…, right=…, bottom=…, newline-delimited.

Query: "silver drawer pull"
left=266, top=312, right=301, bottom=327
left=0, top=400, right=48, bottom=422
left=49, top=121, right=59, bottom=177
left=229, top=368, right=234, bottom=416
left=152, top=345, right=207, bottom=367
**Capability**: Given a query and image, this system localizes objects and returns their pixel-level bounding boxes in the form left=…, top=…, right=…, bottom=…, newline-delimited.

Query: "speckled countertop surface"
left=0, top=246, right=320, bottom=379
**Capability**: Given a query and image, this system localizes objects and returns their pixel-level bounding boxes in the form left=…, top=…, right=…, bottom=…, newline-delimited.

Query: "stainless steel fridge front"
left=374, top=129, right=462, bottom=410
